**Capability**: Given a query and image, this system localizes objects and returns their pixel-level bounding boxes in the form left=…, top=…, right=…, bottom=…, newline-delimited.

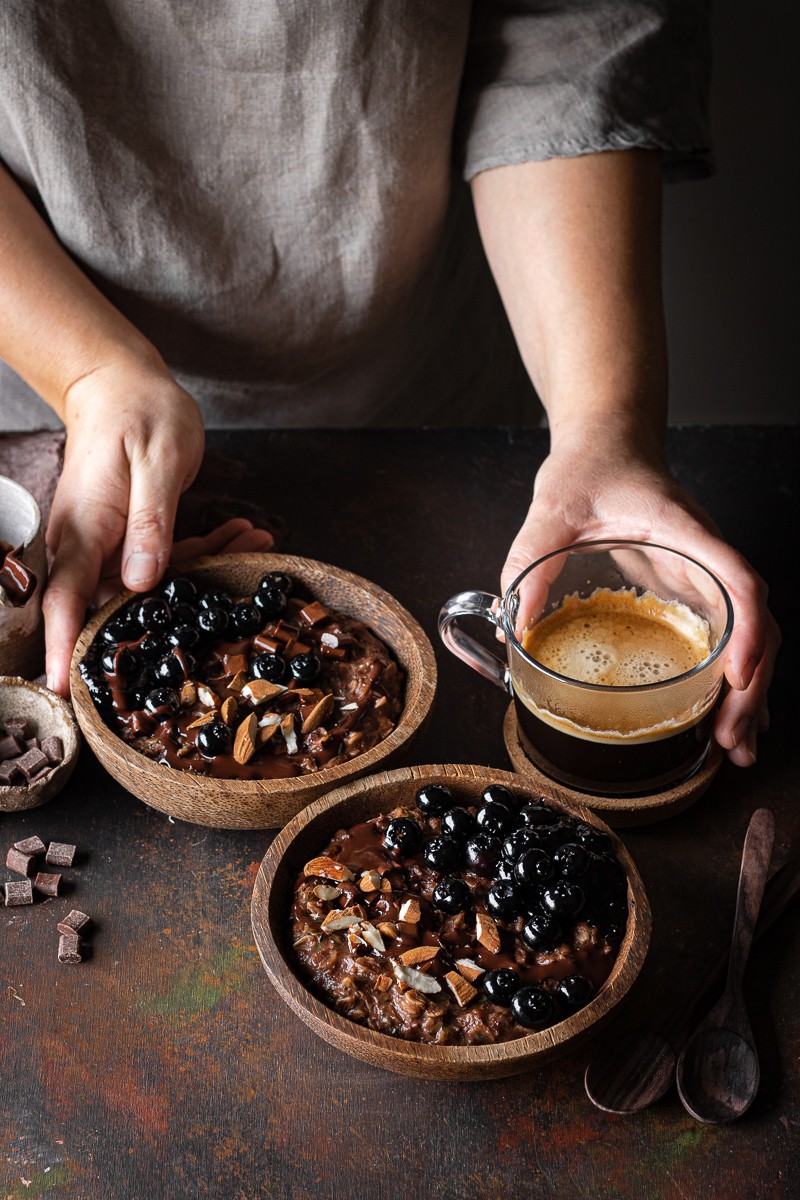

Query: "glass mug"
left=439, top=540, right=734, bottom=797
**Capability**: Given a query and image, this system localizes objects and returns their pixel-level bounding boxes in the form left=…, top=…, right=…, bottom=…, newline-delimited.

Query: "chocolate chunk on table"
left=57, top=932, right=82, bottom=964
left=34, top=872, right=61, bottom=897
left=6, top=847, right=34, bottom=876
left=15, top=747, right=49, bottom=780
left=46, top=842, right=76, bottom=868
left=57, top=909, right=90, bottom=936
left=4, top=879, right=33, bottom=906
left=14, top=835, right=46, bottom=856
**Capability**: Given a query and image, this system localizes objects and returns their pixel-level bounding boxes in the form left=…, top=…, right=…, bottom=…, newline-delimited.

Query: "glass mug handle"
left=438, top=590, right=511, bottom=692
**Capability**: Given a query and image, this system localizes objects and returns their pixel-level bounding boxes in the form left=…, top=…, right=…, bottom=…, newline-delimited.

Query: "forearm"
left=471, top=149, right=667, bottom=461
left=0, top=162, right=164, bottom=417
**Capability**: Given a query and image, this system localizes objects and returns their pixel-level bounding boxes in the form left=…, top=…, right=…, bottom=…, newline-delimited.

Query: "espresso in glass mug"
left=439, top=541, right=734, bottom=796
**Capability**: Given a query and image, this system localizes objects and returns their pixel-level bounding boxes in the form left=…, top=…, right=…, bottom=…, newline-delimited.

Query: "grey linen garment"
left=0, top=1, right=710, bottom=432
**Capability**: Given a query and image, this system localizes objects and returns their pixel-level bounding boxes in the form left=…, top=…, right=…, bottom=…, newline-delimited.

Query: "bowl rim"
left=251, top=763, right=652, bottom=1070
left=69, top=553, right=437, bottom=803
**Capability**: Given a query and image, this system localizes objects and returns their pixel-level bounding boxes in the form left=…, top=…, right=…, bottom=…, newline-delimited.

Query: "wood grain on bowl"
left=0, top=676, right=80, bottom=812
left=251, top=764, right=651, bottom=1080
left=69, top=555, right=436, bottom=829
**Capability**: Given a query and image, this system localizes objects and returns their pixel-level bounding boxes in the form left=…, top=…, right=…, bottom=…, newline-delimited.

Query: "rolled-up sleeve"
left=457, top=0, right=712, bottom=181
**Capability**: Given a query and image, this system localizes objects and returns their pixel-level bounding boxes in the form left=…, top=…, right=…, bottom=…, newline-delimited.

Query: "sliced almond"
left=391, top=961, right=441, bottom=994
left=187, top=711, right=216, bottom=730
left=321, top=905, right=366, bottom=932
left=220, top=696, right=238, bottom=726
left=233, top=713, right=258, bottom=765
left=358, top=870, right=382, bottom=894
left=399, top=945, right=440, bottom=966
left=292, top=933, right=318, bottom=949
left=228, top=670, right=248, bottom=694
left=312, top=884, right=341, bottom=901
left=445, top=970, right=477, bottom=1007
left=176, top=744, right=194, bottom=758
left=346, top=926, right=364, bottom=952
left=300, top=693, right=335, bottom=734
left=197, top=684, right=219, bottom=709
left=179, top=681, right=197, bottom=707
left=475, top=911, right=501, bottom=954
left=257, top=724, right=280, bottom=747
left=375, top=974, right=393, bottom=992
left=241, top=679, right=286, bottom=706
left=376, top=921, right=398, bottom=940
left=380, top=878, right=393, bottom=894
left=359, top=922, right=386, bottom=952
left=398, top=898, right=421, bottom=924
left=454, top=959, right=485, bottom=983
left=280, top=712, right=298, bottom=755
left=373, top=695, right=387, bottom=709
left=303, top=856, right=355, bottom=882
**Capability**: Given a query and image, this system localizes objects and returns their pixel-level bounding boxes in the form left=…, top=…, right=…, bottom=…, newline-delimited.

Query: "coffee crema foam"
left=522, top=587, right=711, bottom=688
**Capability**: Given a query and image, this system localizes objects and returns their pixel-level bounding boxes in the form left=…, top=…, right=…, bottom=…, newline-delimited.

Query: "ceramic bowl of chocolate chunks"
left=0, top=676, right=80, bottom=812
left=251, top=764, right=651, bottom=1081
left=69, top=554, right=437, bottom=830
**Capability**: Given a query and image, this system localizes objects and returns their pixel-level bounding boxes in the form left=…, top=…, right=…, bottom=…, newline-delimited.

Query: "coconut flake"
left=391, top=961, right=442, bottom=994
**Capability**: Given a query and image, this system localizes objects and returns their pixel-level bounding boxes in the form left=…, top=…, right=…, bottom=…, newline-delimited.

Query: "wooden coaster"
left=503, top=703, right=723, bottom=827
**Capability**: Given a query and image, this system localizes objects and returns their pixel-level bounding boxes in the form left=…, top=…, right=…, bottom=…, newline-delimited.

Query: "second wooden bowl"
left=70, top=554, right=437, bottom=829
left=251, top=764, right=651, bottom=1080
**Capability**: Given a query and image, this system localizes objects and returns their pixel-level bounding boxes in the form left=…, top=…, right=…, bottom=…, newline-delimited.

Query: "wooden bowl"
left=69, top=554, right=437, bottom=829
left=251, top=764, right=651, bottom=1080
left=0, top=676, right=80, bottom=812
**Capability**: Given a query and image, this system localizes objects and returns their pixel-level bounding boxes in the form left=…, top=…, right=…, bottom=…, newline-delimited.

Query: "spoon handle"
left=725, top=808, right=775, bottom=1007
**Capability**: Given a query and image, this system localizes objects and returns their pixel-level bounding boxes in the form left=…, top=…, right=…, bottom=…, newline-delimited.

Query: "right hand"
left=43, top=362, right=271, bottom=696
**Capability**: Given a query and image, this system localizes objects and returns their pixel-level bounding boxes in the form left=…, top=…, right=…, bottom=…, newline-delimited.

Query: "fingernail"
left=737, top=659, right=758, bottom=690
left=124, top=552, right=157, bottom=586
left=730, top=717, right=750, bottom=748
left=46, top=674, right=55, bottom=692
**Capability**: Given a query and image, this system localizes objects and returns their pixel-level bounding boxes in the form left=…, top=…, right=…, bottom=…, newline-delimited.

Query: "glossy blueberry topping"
left=196, top=720, right=233, bottom=758
left=483, top=968, right=520, bottom=1006
left=289, top=652, right=321, bottom=682
left=251, top=652, right=288, bottom=683
left=423, top=835, right=462, bottom=872
left=432, top=876, right=471, bottom=914
left=464, top=833, right=500, bottom=876
left=229, top=602, right=263, bottom=639
left=162, top=577, right=196, bottom=606
left=383, top=818, right=423, bottom=857
left=441, top=807, right=476, bottom=839
left=415, top=783, right=454, bottom=816
left=555, top=974, right=593, bottom=1014
left=511, top=986, right=554, bottom=1028
left=253, top=585, right=287, bottom=617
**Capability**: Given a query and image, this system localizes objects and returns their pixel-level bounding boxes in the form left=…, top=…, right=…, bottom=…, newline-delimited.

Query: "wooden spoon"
left=675, top=807, right=775, bottom=1123
left=585, top=835, right=795, bottom=1115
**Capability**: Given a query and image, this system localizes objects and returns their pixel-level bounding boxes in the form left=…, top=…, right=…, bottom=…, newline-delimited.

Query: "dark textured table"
left=1, top=426, right=798, bottom=1200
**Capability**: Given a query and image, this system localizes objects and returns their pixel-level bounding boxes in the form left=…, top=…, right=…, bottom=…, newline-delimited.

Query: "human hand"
left=501, top=436, right=780, bottom=768
left=43, top=363, right=273, bottom=696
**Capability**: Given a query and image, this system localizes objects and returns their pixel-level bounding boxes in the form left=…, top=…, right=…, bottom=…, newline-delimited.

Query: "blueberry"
left=100, top=616, right=130, bottom=646
left=476, top=803, right=514, bottom=837
left=170, top=603, right=197, bottom=627
left=441, top=807, right=475, bottom=839
left=511, top=986, right=554, bottom=1028
left=197, top=605, right=229, bottom=637
left=228, top=602, right=262, bottom=639
left=167, top=625, right=201, bottom=651
left=79, top=664, right=114, bottom=715
left=126, top=688, right=147, bottom=711
left=486, top=880, right=522, bottom=919
left=423, top=835, right=462, bottom=872
left=483, top=968, right=520, bottom=1006
left=502, top=828, right=542, bottom=863
left=519, top=803, right=559, bottom=828
left=552, top=843, right=590, bottom=879
left=495, top=859, right=515, bottom=882
left=574, top=822, right=613, bottom=854
left=522, top=912, right=563, bottom=950
left=383, top=818, right=423, bottom=857
left=258, top=571, right=293, bottom=596
left=102, top=646, right=137, bottom=677
left=481, top=784, right=515, bottom=808
left=555, top=974, right=593, bottom=1014
left=196, top=720, right=233, bottom=758
left=139, top=634, right=168, bottom=663
left=542, top=880, right=585, bottom=918
left=415, top=784, right=453, bottom=816
left=253, top=585, right=287, bottom=618
left=514, top=848, right=554, bottom=888
left=155, top=654, right=186, bottom=686
left=162, top=577, right=197, bottom=606
left=144, top=687, right=179, bottom=716
left=464, top=834, right=500, bottom=876
left=252, top=653, right=288, bottom=683
left=432, top=876, right=471, bottom=914
left=289, top=653, right=321, bottom=683
left=198, top=590, right=232, bottom=612
left=137, top=597, right=172, bottom=633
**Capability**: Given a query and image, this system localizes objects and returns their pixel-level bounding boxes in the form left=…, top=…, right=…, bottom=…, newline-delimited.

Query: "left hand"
left=501, top=437, right=780, bottom=768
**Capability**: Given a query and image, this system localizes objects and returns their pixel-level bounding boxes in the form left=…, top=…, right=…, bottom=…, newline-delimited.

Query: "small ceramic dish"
left=69, top=554, right=437, bottom=830
left=0, top=676, right=80, bottom=812
left=251, top=764, right=651, bottom=1081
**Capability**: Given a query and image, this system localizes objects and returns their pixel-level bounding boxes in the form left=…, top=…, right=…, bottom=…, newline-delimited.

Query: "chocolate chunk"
left=0, top=733, right=24, bottom=760
left=34, top=871, right=61, bottom=897
left=298, top=601, right=330, bottom=627
left=5, top=847, right=34, bottom=877
left=0, top=759, right=23, bottom=786
left=25, top=737, right=41, bottom=752
left=3, top=717, right=30, bottom=739
left=58, top=932, right=82, bottom=964
left=28, top=767, right=52, bottom=784
left=13, top=835, right=46, bottom=856
left=4, top=879, right=33, bottom=906
left=45, top=842, right=77, bottom=868
left=57, top=909, right=90, bottom=935
left=15, top=747, right=49, bottom=780
left=41, top=735, right=64, bottom=765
